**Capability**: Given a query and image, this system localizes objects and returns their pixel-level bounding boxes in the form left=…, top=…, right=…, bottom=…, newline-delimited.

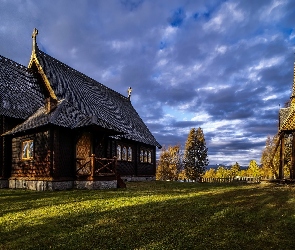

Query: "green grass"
left=1, top=181, right=295, bottom=250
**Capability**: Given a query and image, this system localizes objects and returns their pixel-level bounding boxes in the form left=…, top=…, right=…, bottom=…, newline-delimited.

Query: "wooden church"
left=0, top=29, right=161, bottom=190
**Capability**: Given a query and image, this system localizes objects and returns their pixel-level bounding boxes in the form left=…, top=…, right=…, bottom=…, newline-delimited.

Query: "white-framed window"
left=22, top=140, right=34, bottom=160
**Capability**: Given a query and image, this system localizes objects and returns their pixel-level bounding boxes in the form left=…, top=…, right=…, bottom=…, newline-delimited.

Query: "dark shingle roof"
left=3, top=99, right=129, bottom=135
left=1, top=47, right=160, bottom=148
left=0, top=55, right=44, bottom=119
left=34, top=48, right=161, bottom=148
left=279, top=107, right=290, bottom=131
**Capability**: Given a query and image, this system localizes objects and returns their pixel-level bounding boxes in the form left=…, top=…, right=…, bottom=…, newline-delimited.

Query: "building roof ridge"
left=0, top=54, right=32, bottom=73
left=36, top=48, right=129, bottom=101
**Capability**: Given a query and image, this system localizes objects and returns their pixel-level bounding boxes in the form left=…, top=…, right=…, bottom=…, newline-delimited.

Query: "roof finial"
left=32, top=28, right=38, bottom=52
left=127, top=87, right=132, bottom=100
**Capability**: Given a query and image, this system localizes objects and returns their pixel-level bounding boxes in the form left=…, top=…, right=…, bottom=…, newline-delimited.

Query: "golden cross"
left=32, top=28, right=38, bottom=51
left=32, top=28, right=38, bottom=39
left=127, top=87, right=132, bottom=99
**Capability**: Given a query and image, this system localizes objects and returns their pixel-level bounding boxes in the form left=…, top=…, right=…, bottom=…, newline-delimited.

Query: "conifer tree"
left=183, top=127, right=209, bottom=180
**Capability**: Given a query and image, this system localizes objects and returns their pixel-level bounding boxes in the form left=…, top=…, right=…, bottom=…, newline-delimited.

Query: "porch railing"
left=76, top=154, right=118, bottom=178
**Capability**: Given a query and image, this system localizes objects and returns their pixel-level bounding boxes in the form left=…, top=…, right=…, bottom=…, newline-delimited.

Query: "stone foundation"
left=4, top=176, right=153, bottom=191
left=7, top=178, right=118, bottom=191
left=8, top=179, right=74, bottom=191
left=75, top=180, right=117, bottom=189
left=121, top=176, right=155, bottom=182
left=0, top=179, right=8, bottom=188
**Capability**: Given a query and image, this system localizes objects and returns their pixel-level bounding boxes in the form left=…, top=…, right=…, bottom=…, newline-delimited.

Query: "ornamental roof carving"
left=0, top=29, right=161, bottom=148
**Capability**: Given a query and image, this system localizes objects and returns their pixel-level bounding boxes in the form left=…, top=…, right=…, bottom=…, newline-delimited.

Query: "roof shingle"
left=0, top=47, right=161, bottom=148
left=0, top=55, right=44, bottom=119
left=34, top=48, right=161, bottom=147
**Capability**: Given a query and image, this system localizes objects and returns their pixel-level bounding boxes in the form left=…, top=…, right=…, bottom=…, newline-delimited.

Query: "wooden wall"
left=4, top=121, right=157, bottom=180
left=112, top=138, right=156, bottom=176
left=0, top=116, right=24, bottom=179
left=11, top=130, right=51, bottom=178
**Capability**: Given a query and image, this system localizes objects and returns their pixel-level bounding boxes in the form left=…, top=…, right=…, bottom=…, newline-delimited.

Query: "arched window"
left=148, top=151, right=152, bottom=163
left=140, top=150, right=144, bottom=162
left=117, top=145, right=121, bottom=160
left=22, top=140, right=34, bottom=160
left=122, top=146, right=127, bottom=161
left=127, top=147, right=132, bottom=162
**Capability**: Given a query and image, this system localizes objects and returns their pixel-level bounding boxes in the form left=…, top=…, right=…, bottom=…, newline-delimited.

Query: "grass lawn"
left=1, top=181, right=295, bottom=250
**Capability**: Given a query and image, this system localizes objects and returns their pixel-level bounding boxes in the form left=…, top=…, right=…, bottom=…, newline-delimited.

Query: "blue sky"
left=1, top=0, right=295, bottom=166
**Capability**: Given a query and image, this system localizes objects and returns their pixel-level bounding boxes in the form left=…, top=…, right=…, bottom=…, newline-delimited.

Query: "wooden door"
left=76, top=132, right=91, bottom=175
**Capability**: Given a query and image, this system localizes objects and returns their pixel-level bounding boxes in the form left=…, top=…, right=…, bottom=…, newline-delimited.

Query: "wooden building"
left=0, top=29, right=161, bottom=190
left=276, top=61, right=295, bottom=180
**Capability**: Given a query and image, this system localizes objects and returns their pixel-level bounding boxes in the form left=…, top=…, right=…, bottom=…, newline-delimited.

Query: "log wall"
left=11, top=130, right=51, bottom=178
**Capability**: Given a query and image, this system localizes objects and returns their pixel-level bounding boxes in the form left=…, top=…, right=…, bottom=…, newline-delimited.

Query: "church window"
left=22, top=140, right=34, bottom=160
left=139, top=149, right=153, bottom=163
left=148, top=150, right=152, bottom=163
left=122, top=146, right=127, bottom=161
left=127, top=147, right=132, bottom=161
left=117, top=145, right=121, bottom=160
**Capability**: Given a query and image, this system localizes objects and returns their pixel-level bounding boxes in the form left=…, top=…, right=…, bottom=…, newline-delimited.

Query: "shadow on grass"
left=0, top=181, right=223, bottom=217
left=1, top=182, right=295, bottom=249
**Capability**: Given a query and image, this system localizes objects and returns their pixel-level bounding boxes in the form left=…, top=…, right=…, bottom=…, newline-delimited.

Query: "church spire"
left=32, top=28, right=38, bottom=53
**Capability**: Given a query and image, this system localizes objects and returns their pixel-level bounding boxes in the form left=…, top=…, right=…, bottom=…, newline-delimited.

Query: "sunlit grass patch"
left=1, top=181, right=295, bottom=249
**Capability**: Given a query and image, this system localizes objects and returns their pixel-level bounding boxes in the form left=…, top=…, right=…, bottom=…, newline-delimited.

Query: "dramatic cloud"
left=1, top=0, right=295, bottom=166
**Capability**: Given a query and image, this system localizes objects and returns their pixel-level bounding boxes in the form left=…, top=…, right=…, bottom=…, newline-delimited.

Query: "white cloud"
left=1, top=0, right=294, bottom=166
left=109, top=39, right=135, bottom=51
left=215, top=45, right=227, bottom=54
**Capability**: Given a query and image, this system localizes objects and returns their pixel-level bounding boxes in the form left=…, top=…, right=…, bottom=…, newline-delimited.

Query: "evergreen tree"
left=183, top=127, right=209, bottom=180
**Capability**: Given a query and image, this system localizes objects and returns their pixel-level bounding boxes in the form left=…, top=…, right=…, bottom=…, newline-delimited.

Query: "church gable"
left=0, top=28, right=160, bottom=148
left=32, top=30, right=161, bottom=148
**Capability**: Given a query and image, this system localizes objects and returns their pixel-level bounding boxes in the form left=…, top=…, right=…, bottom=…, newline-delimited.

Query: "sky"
left=1, top=0, right=295, bottom=166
